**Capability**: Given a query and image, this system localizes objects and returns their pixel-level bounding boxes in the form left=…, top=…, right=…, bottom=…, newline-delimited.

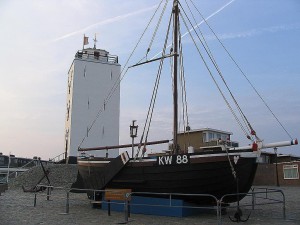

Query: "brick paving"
left=1, top=186, right=300, bottom=225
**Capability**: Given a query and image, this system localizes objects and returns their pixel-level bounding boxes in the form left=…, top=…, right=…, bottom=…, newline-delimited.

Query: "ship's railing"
left=75, top=51, right=118, bottom=64
left=49, top=152, right=66, bottom=163
left=28, top=185, right=287, bottom=225
left=203, top=140, right=239, bottom=148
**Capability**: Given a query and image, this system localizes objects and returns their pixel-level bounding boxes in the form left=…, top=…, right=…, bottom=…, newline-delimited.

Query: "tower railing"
left=75, top=51, right=118, bottom=64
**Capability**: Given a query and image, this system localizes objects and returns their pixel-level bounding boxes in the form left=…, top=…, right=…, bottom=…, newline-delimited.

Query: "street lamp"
left=130, top=120, right=138, bottom=158
left=65, top=130, right=69, bottom=161
left=274, top=147, right=280, bottom=187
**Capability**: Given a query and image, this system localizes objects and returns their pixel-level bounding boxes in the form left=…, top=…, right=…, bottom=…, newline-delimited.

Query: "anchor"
left=22, top=159, right=51, bottom=193
left=229, top=178, right=251, bottom=222
left=229, top=201, right=251, bottom=222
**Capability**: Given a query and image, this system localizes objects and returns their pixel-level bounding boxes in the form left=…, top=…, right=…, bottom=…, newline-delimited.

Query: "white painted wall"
left=65, top=48, right=120, bottom=158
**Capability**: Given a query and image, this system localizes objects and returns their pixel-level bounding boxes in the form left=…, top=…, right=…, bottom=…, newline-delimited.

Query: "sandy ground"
left=0, top=186, right=300, bottom=225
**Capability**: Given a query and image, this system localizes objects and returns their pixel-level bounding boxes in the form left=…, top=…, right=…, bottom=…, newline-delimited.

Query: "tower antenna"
left=93, top=34, right=98, bottom=49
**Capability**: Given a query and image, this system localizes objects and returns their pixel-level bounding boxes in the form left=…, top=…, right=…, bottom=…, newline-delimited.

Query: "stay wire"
left=179, top=32, right=191, bottom=152
left=188, top=0, right=293, bottom=140
left=179, top=30, right=186, bottom=133
left=106, top=0, right=166, bottom=104
left=177, top=19, right=185, bottom=141
left=179, top=10, right=250, bottom=139
left=177, top=23, right=188, bottom=131
left=185, top=0, right=253, bottom=138
left=183, top=0, right=253, bottom=138
left=179, top=3, right=251, bottom=139
left=137, top=0, right=169, bottom=64
left=147, top=0, right=169, bottom=58
left=135, top=11, right=173, bottom=158
left=144, top=11, right=173, bottom=151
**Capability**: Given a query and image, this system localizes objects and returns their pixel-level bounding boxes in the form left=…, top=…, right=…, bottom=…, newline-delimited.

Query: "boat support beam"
left=78, top=139, right=170, bottom=152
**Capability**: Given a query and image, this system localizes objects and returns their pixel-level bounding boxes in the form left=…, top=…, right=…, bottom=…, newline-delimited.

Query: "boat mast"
left=173, top=0, right=179, bottom=154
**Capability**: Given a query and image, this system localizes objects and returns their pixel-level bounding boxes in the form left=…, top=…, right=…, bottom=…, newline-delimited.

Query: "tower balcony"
left=75, top=49, right=118, bottom=64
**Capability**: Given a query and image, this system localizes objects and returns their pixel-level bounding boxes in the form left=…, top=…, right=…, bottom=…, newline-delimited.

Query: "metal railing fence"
left=29, top=185, right=286, bottom=225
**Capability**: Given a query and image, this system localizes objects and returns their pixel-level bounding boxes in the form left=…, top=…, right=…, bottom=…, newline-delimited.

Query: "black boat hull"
left=77, top=151, right=258, bottom=204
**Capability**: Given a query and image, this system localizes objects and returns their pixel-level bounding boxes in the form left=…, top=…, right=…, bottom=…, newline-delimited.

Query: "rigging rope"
left=179, top=8, right=251, bottom=140
left=187, top=0, right=293, bottom=140
left=146, top=0, right=169, bottom=59
left=178, top=22, right=191, bottom=152
left=181, top=0, right=238, bottom=179
left=183, top=0, right=254, bottom=139
left=105, top=0, right=166, bottom=105
left=135, top=11, right=174, bottom=159
left=225, top=148, right=237, bottom=180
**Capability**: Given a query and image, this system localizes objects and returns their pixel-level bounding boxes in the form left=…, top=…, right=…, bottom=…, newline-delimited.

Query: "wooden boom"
left=261, top=139, right=298, bottom=149
left=230, top=139, right=298, bottom=151
left=78, top=139, right=170, bottom=152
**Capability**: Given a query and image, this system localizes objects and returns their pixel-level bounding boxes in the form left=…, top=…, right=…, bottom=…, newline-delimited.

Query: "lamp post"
left=65, top=130, right=69, bottom=161
left=7, top=154, right=11, bottom=183
left=130, top=120, right=138, bottom=158
left=274, top=147, right=280, bottom=187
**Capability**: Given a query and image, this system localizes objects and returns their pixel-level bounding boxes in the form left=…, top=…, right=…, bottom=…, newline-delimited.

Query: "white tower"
left=65, top=46, right=120, bottom=162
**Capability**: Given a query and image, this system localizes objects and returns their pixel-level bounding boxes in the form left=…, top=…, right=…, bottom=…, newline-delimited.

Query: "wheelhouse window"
left=208, top=132, right=214, bottom=141
left=202, top=133, right=207, bottom=142
left=202, top=131, right=231, bottom=142
left=221, top=134, right=229, bottom=141
left=283, top=164, right=299, bottom=179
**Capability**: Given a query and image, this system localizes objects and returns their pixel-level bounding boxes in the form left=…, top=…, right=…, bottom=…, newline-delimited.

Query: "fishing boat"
left=74, top=0, right=298, bottom=204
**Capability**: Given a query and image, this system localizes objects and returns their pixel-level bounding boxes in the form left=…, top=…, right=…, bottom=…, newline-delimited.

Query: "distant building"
left=177, top=128, right=239, bottom=152
left=0, top=153, right=49, bottom=183
left=254, top=152, right=300, bottom=186
left=64, top=47, right=120, bottom=162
